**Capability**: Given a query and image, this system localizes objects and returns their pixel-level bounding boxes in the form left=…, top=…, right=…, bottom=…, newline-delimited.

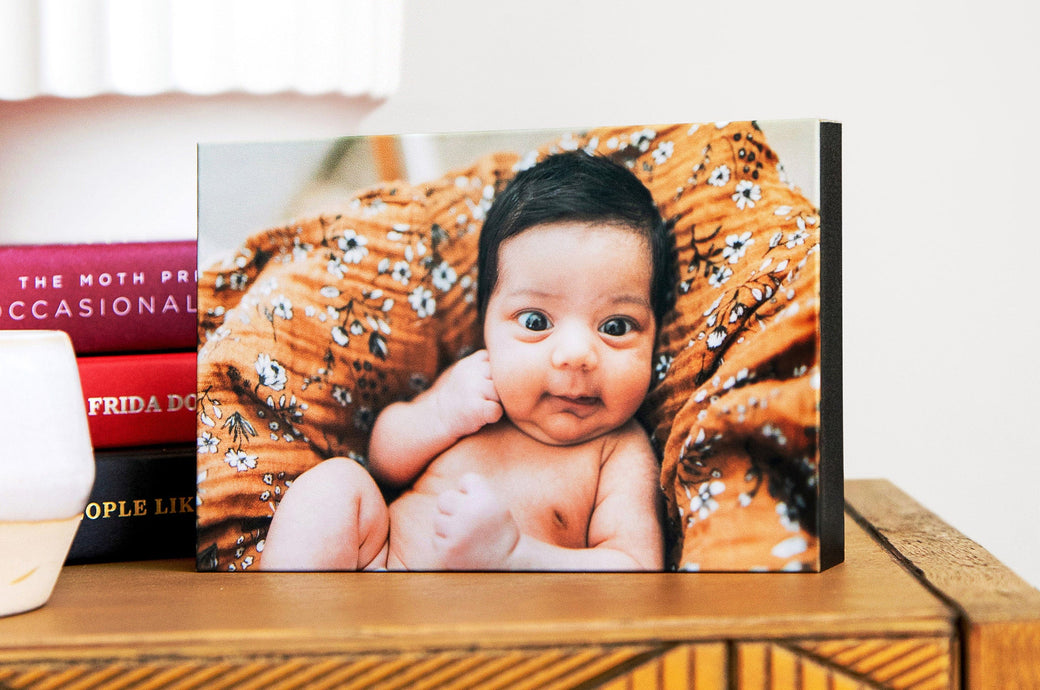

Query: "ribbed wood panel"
left=0, top=645, right=662, bottom=690
left=597, top=643, right=727, bottom=690
left=0, top=636, right=957, bottom=689
left=735, top=637, right=953, bottom=689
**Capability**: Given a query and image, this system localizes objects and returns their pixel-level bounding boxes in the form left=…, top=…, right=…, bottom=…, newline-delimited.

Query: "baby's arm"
left=368, top=350, right=502, bottom=487
left=433, top=421, right=665, bottom=571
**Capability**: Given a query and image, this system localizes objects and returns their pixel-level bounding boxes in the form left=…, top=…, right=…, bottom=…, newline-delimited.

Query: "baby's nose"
left=550, top=326, right=598, bottom=370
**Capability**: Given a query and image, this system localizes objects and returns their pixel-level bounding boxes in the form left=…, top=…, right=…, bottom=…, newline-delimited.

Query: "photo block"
left=196, top=120, right=842, bottom=573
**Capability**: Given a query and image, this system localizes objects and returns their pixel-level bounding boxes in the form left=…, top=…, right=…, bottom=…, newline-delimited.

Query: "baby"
left=261, top=150, right=676, bottom=571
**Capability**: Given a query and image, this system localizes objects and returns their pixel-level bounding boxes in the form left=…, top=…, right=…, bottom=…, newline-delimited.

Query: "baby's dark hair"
left=477, top=150, right=676, bottom=325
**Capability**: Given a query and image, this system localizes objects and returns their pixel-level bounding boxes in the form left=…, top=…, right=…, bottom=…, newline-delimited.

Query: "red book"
left=0, top=240, right=197, bottom=354
left=77, top=351, right=197, bottom=449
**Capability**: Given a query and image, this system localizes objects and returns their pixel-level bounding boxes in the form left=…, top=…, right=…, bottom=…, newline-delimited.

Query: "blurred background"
left=2, top=0, right=1037, bottom=587
left=197, top=122, right=819, bottom=265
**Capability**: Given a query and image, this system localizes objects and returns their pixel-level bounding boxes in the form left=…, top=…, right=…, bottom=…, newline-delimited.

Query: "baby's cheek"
left=490, top=369, right=535, bottom=421
left=614, top=356, right=655, bottom=412
left=488, top=349, right=529, bottom=395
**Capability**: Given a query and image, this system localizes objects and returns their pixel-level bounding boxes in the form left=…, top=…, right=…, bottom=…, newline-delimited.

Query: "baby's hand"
left=431, top=350, right=503, bottom=440
left=432, top=473, right=520, bottom=570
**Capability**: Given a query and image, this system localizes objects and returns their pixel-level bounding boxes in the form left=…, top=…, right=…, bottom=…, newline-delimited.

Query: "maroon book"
left=0, top=240, right=197, bottom=354
left=77, top=351, right=197, bottom=449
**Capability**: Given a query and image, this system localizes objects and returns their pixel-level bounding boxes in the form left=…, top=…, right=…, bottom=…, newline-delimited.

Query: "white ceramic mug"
left=0, top=330, right=95, bottom=617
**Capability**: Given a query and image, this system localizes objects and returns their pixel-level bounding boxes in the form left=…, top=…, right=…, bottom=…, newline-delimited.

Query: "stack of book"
left=0, top=240, right=198, bottom=563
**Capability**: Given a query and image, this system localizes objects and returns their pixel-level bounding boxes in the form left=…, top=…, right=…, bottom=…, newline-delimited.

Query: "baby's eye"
left=600, top=317, right=636, bottom=337
left=517, top=311, right=552, bottom=331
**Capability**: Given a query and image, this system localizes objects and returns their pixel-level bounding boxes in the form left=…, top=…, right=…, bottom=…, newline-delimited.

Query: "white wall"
left=2, top=0, right=1037, bottom=588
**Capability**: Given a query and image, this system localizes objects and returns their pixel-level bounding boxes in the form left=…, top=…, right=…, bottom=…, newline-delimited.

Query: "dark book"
left=66, top=444, right=196, bottom=564
left=0, top=240, right=197, bottom=355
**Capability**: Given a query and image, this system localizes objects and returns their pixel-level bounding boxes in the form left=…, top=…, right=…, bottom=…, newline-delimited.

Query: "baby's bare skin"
left=386, top=418, right=657, bottom=570
left=261, top=223, right=666, bottom=572
left=261, top=412, right=662, bottom=571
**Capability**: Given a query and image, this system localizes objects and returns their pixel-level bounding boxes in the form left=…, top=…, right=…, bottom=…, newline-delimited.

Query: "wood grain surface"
left=846, top=479, right=1040, bottom=689
left=0, top=480, right=1033, bottom=688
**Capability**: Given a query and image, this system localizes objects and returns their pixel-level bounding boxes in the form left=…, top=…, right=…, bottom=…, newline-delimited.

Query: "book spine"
left=66, top=444, right=197, bottom=564
left=77, top=351, right=197, bottom=449
left=0, top=240, right=197, bottom=354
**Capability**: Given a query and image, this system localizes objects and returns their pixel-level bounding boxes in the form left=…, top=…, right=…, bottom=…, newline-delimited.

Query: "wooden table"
left=1, top=480, right=1038, bottom=689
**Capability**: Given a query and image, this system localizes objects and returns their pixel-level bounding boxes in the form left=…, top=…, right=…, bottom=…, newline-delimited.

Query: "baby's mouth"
left=552, top=394, right=601, bottom=408
left=562, top=395, right=597, bottom=404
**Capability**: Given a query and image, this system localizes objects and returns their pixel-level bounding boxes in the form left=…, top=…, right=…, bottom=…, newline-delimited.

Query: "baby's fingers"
left=480, top=399, right=504, bottom=426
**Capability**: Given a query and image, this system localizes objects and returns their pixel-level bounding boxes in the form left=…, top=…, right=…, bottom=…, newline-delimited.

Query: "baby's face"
left=483, top=222, right=656, bottom=446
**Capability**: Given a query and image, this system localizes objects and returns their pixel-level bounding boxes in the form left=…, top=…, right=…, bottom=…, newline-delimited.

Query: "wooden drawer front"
left=0, top=637, right=953, bottom=689
left=735, top=637, right=955, bottom=690
left=0, top=643, right=716, bottom=690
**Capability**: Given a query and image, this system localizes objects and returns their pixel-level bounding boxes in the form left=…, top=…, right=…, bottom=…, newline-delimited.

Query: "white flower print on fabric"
left=327, top=255, right=347, bottom=279
left=722, top=232, right=754, bottom=264
left=733, top=180, right=762, bottom=209
left=776, top=502, right=802, bottom=532
left=408, top=286, right=435, bottom=318
left=391, top=260, right=411, bottom=285
left=332, top=385, right=353, bottom=407
left=708, top=265, right=733, bottom=288
left=558, top=133, right=581, bottom=151
left=361, top=198, right=387, bottom=217
left=708, top=165, right=731, bottom=187
left=772, top=535, right=808, bottom=560
left=338, top=230, right=369, bottom=264
left=514, top=150, right=539, bottom=172
left=331, top=326, right=350, bottom=347
left=786, top=229, right=810, bottom=249
left=271, top=295, right=293, bottom=320
left=707, top=327, right=727, bottom=349
left=255, top=353, right=287, bottom=391
left=630, top=129, right=657, bottom=152
left=197, top=431, right=219, bottom=454
left=654, top=353, right=673, bottom=383
left=365, top=314, right=390, bottom=335
left=687, top=480, right=725, bottom=523
left=224, top=448, right=258, bottom=472
left=651, top=140, right=674, bottom=165
left=432, top=261, right=457, bottom=292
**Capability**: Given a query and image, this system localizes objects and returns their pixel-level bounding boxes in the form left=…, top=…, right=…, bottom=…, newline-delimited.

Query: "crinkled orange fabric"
left=196, top=153, right=514, bottom=570
left=196, top=123, right=824, bottom=573
left=602, top=123, right=822, bottom=572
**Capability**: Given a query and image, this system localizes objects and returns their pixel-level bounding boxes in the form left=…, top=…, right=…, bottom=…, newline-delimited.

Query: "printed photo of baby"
left=261, top=152, right=672, bottom=571
left=196, top=120, right=841, bottom=573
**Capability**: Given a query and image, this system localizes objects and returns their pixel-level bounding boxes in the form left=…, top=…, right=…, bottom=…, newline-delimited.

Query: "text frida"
left=83, top=496, right=195, bottom=520
left=87, top=394, right=196, bottom=416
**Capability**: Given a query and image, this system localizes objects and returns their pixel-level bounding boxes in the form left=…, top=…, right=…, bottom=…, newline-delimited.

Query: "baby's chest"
left=430, top=437, right=602, bottom=544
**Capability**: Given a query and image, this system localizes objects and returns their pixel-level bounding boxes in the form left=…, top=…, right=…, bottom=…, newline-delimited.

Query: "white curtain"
left=0, top=0, right=402, bottom=100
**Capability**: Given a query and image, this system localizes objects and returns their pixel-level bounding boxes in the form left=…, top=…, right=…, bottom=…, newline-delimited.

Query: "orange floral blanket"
left=197, top=122, right=829, bottom=572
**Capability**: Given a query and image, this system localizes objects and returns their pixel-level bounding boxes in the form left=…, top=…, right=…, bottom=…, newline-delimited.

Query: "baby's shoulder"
left=599, top=419, right=655, bottom=463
